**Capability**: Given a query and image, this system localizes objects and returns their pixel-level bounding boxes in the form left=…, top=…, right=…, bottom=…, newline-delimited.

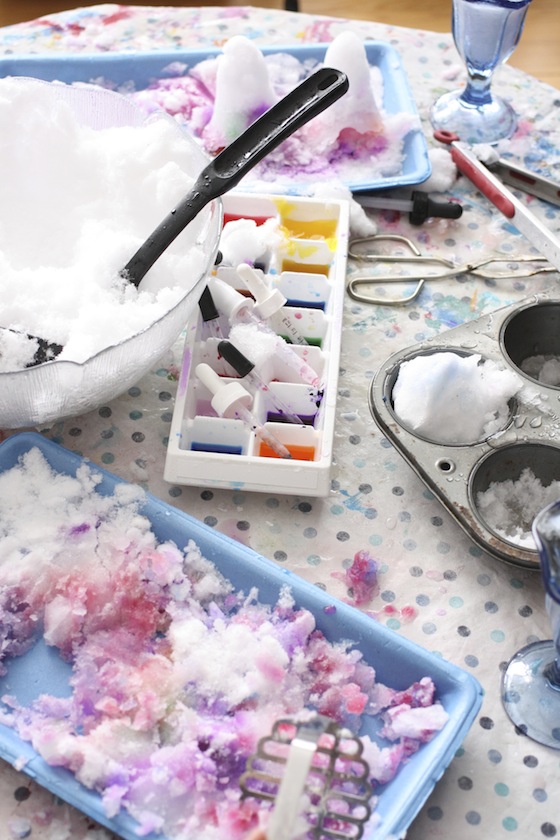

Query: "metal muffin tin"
left=369, top=290, right=560, bottom=570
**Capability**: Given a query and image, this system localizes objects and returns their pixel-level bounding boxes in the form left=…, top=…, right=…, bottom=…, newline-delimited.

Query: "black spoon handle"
left=122, top=67, right=349, bottom=288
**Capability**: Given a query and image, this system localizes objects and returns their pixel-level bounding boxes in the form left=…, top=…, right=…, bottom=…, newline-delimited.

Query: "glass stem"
left=545, top=594, right=560, bottom=689
left=544, top=657, right=560, bottom=690
left=461, top=69, right=494, bottom=106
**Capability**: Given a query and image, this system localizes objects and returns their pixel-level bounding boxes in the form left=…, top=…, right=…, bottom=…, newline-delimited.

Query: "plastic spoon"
left=3, top=67, right=349, bottom=365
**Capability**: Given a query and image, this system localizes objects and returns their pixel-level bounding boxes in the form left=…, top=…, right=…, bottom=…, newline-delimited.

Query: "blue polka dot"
left=502, top=816, right=518, bottom=831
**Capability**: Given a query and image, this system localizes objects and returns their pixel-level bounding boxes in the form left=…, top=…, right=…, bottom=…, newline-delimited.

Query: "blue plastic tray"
left=0, top=42, right=431, bottom=193
left=0, top=432, right=481, bottom=840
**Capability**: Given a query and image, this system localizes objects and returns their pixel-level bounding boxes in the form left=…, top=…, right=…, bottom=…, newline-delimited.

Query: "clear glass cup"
left=501, top=499, right=560, bottom=749
left=430, top=0, right=533, bottom=144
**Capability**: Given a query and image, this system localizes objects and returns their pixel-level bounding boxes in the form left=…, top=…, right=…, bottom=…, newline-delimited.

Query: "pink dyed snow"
left=332, top=549, right=379, bottom=606
left=130, top=33, right=418, bottom=190
left=0, top=449, right=448, bottom=839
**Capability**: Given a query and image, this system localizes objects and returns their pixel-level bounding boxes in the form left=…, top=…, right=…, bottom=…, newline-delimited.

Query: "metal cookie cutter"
left=240, top=715, right=373, bottom=840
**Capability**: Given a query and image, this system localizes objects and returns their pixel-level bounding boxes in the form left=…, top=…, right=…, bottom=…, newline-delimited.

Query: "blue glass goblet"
left=430, top=0, right=533, bottom=144
left=501, top=499, right=560, bottom=749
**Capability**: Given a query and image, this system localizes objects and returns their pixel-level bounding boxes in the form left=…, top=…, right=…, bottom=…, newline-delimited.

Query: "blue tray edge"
left=0, top=42, right=431, bottom=192
left=0, top=431, right=482, bottom=840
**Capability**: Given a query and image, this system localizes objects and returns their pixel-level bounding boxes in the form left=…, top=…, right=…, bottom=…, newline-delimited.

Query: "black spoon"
left=4, top=67, right=349, bottom=366
left=120, top=67, right=348, bottom=287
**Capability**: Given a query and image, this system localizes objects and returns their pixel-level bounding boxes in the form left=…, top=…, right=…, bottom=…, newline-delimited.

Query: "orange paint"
left=259, top=442, right=316, bottom=461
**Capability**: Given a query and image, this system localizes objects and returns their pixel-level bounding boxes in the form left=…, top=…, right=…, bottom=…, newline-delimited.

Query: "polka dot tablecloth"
left=1, top=4, right=560, bottom=839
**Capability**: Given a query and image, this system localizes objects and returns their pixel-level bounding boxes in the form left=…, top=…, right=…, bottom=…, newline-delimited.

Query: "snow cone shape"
left=204, top=36, right=278, bottom=150
left=305, top=31, right=384, bottom=154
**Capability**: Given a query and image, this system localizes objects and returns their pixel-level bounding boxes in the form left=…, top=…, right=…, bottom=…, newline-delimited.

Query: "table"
left=0, top=4, right=559, bottom=840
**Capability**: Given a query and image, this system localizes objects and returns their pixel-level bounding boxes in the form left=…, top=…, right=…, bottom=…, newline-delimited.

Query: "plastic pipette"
left=195, top=363, right=292, bottom=459
left=218, top=340, right=305, bottom=426
left=198, top=285, right=225, bottom=339
left=355, top=190, right=463, bottom=225
left=235, top=263, right=309, bottom=346
left=209, top=277, right=320, bottom=388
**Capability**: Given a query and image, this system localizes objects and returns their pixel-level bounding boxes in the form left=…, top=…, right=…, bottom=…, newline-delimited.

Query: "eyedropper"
left=209, top=277, right=320, bottom=388
left=195, top=363, right=292, bottom=459
left=218, top=340, right=305, bottom=426
left=355, top=190, right=463, bottom=225
left=235, top=263, right=309, bottom=346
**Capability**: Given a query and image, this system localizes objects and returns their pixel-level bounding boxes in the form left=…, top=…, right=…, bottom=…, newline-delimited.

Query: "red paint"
left=103, top=9, right=132, bottom=24
left=223, top=213, right=272, bottom=226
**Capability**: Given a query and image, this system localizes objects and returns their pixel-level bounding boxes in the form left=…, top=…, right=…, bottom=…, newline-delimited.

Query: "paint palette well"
left=164, top=192, right=349, bottom=495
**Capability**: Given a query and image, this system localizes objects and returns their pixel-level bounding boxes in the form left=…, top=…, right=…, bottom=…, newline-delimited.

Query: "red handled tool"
left=434, top=129, right=560, bottom=272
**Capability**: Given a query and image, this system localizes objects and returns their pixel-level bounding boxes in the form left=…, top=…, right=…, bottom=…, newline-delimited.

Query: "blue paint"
left=190, top=442, right=243, bottom=455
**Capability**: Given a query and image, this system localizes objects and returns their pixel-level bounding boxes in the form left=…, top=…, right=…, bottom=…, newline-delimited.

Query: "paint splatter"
left=333, top=549, right=379, bottom=606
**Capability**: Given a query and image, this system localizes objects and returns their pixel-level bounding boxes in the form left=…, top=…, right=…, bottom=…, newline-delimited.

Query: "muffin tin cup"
left=369, top=291, right=560, bottom=570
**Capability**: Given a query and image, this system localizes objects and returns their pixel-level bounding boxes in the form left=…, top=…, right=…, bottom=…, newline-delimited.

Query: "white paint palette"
left=164, top=192, right=349, bottom=496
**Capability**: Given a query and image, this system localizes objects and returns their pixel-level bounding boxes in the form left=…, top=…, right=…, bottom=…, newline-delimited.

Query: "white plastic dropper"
left=195, top=363, right=292, bottom=459
left=235, top=263, right=309, bottom=346
left=209, top=277, right=320, bottom=388
left=218, top=339, right=306, bottom=426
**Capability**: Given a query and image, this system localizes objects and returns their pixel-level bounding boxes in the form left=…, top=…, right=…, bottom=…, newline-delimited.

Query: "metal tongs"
left=346, top=233, right=555, bottom=305
left=348, top=134, right=560, bottom=305
left=240, top=715, right=373, bottom=840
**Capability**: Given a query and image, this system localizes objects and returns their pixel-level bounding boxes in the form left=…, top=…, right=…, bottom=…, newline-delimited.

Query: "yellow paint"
left=470, top=288, right=479, bottom=310
left=281, top=259, right=330, bottom=275
left=273, top=197, right=300, bottom=218
left=273, top=197, right=339, bottom=240
left=292, top=241, right=320, bottom=258
left=282, top=217, right=338, bottom=239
